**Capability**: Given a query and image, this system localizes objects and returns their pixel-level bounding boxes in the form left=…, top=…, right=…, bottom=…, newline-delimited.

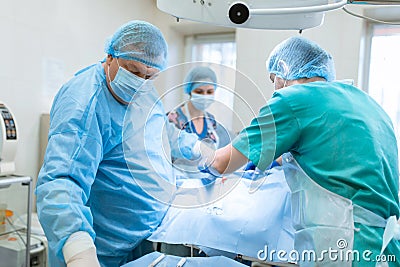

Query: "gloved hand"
left=243, top=160, right=280, bottom=171
left=243, top=161, right=256, bottom=171
left=269, top=160, right=281, bottom=169
left=63, top=231, right=100, bottom=267
left=198, top=155, right=221, bottom=178
left=193, top=140, right=219, bottom=178
left=241, top=160, right=281, bottom=180
left=66, top=247, right=100, bottom=267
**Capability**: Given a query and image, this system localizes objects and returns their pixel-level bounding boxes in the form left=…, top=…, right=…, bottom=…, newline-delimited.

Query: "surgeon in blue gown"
left=36, top=20, right=199, bottom=267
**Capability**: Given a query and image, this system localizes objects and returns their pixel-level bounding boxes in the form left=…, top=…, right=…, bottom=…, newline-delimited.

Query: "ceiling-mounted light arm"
left=246, top=0, right=348, bottom=15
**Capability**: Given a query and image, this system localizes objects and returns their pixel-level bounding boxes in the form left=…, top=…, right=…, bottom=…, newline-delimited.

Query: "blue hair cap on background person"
left=184, top=66, right=217, bottom=94
left=104, top=20, right=168, bottom=70
left=267, top=36, right=336, bottom=82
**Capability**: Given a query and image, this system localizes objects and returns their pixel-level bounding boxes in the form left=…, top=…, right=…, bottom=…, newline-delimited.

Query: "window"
left=187, top=33, right=236, bottom=67
left=363, top=24, right=400, bottom=166
left=185, top=33, right=237, bottom=130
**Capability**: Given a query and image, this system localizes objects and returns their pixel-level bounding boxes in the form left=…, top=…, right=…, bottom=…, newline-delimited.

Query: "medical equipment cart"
left=0, top=175, right=32, bottom=267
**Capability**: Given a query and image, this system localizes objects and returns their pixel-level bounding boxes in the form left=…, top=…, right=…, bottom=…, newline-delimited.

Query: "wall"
left=0, top=0, right=186, bottom=213
left=233, top=6, right=367, bottom=131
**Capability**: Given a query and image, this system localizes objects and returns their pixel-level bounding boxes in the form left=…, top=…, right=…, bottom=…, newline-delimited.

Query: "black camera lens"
left=228, top=3, right=250, bottom=24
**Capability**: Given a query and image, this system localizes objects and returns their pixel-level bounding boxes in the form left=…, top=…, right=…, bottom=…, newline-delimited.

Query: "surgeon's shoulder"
left=272, top=81, right=331, bottom=105
left=54, top=63, right=106, bottom=107
left=274, top=82, right=314, bottom=97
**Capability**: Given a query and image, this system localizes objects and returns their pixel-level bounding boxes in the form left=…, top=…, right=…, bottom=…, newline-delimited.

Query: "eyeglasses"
left=116, top=58, right=159, bottom=80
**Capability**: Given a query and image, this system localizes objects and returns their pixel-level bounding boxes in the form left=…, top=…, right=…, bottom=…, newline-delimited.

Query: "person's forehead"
left=120, top=58, right=158, bottom=74
left=124, top=59, right=145, bottom=69
left=194, top=84, right=215, bottom=90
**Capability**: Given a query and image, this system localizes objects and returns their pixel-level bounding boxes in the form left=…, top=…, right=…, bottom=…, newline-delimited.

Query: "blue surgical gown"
left=233, top=81, right=400, bottom=266
left=36, top=62, right=198, bottom=267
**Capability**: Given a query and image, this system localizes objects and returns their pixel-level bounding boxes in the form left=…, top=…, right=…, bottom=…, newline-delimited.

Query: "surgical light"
left=156, top=0, right=348, bottom=30
left=157, top=0, right=400, bottom=30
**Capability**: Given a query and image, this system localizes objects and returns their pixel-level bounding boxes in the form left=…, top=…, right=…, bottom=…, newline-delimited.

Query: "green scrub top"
left=233, top=81, right=400, bottom=265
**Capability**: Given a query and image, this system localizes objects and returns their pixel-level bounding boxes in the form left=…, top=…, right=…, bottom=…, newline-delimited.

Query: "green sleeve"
left=232, top=93, right=300, bottom=170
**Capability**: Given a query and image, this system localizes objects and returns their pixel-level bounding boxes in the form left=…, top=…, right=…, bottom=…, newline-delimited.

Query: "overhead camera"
left=228, top=2, right=250, bottom=24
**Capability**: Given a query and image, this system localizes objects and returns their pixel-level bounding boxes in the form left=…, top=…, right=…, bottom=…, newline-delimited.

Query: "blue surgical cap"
left=267, top=36, right=336, bottom=82
left=184, top=66, right=217, bottom=94
left=105, top=20, right=168, bottom=70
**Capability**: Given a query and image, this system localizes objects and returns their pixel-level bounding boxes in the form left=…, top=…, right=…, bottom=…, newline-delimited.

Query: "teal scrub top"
left=233, top=81, right=400, bottom=265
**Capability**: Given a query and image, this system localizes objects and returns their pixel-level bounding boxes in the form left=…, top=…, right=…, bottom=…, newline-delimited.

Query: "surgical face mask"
left=190, top=93, right=215, bottom=111
left=108, top=61, right=146, bottom=104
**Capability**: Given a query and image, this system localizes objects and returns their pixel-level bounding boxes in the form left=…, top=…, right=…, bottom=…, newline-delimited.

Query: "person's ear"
left=105, top=55, right=113, bottom=66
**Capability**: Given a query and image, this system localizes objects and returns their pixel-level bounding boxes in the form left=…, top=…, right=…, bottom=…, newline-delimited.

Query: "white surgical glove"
left=63, top=231, right=100, bottom=267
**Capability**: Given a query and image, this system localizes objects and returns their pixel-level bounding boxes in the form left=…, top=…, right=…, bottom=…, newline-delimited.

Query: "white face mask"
left=190, top=93, right=215, bottom=111
left=108, top=60, right=146, bottom=104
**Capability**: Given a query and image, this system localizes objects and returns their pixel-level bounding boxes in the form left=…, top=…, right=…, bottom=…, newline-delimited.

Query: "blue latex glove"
left=200, top=160, right=281, bottom=178
left=243, top=161, right=257, bottom=171
left=241, top=160, right=281, bottom=180
left=269, top=160, right=280, bottom=169
left=243, top=160, right=280, bottom=171
left=200, top=178, right=215, bottom=186
left=198, top=157, right=221, bottom=178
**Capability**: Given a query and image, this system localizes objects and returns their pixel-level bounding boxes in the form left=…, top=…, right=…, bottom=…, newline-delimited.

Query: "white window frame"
left=183, top=33, right=237, bottom=130
left=184, top=33, right=237, bottom=64
left=361, top=16, right=400, bottom=170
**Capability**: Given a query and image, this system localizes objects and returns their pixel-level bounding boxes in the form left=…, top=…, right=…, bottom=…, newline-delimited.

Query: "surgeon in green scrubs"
left=203, top=36, right=400, bottom=266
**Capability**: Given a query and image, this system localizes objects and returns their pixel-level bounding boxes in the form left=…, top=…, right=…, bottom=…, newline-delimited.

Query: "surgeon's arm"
left=63, top=232, right=100, bottom=267
left=275, top=155, right=282, bottom=165
left=36, top=94, right=102, bottom=265
left=212, top=144, right=249, bottom=174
